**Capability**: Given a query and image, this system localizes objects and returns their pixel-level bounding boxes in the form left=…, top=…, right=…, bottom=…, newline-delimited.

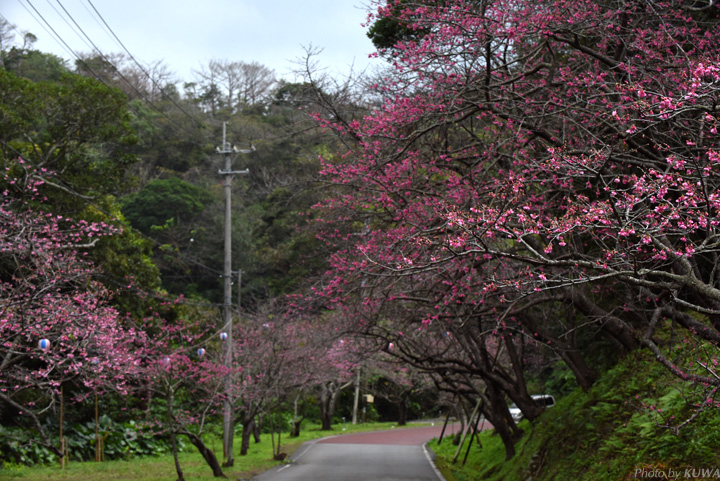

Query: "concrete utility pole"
left=217, top=122, right=252, bottom=467
left=352, top=368, right=361, bottom=424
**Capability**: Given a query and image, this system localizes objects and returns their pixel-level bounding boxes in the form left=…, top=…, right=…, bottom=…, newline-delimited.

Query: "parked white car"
left=509, top=394, right=556, bottom=422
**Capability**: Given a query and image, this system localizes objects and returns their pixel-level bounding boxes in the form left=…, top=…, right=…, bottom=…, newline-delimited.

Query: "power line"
left=84, top=0, right=207, bottom=131
left=54, top=0, right=208, bottom=141
left=3, top=7, right=237, bottom=283
left=46, top=0, right=96, bottom=53
left=17, top=1, right=167, bottom=129
left=15, top=0, right=211, bottom=145
left=78, top=0, right=122, bottom=53
left=3, top=4, right=257, bottom=308
left=18, top=0, right=84, bottom=61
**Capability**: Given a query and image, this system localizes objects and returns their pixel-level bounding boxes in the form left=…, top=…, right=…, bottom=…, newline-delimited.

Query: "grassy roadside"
left=0, top=421, right=408, bottom=481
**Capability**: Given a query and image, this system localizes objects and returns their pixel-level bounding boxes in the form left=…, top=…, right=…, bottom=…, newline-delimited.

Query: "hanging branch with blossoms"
left=0, top=159, right=142, bottom=456
left=310, top=0, right=720, bottom=458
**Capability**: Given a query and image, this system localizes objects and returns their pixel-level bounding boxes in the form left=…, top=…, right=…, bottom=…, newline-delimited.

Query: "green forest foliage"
left=1, top=38, right=345, bottom=474
left=0, top=61, right=162, bottom=315
left=1, top=40, right=334, bottom=307
left=120, top=177, right=214, bottom=235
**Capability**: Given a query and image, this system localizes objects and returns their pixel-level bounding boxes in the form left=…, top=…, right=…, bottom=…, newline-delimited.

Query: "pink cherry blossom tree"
left=227, top=300, right=323, bottom=457
left=309, top=0, right=720, bottom=459
left=136, top=318, right=228, bottom=480
left=314, top=337, right=358, bottom=431
left=281, top=299, right=363, bottom=431
left=0, top=160, right=141, bottom=459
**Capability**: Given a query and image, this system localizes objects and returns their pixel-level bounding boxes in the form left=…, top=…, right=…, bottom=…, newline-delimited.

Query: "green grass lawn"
left=0, top=422, right=408, bottom=481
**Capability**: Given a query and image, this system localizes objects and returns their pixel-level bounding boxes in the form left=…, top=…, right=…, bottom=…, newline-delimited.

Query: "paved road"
left=253, top=424, right=461, bottom=481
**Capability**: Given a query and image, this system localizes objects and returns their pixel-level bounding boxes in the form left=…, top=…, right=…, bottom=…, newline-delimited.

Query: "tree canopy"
left=314, top=0, right=720, bottom=459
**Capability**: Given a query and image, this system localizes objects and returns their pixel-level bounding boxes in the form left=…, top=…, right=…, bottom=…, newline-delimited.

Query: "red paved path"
left=317, top=422, right=476, bottom=446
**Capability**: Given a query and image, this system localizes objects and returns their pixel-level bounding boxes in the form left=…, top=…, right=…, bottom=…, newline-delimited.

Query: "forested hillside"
left=2, top=1, right=720, bottom=479
left=0, top=17, right=390, bottom=475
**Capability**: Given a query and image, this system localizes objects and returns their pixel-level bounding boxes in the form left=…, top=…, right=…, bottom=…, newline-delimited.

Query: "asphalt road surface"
left=253, top=424, right=462, bottom=481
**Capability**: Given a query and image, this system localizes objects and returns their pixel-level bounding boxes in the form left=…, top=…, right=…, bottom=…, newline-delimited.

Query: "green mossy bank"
left=433, top=348, right=720, bottom=481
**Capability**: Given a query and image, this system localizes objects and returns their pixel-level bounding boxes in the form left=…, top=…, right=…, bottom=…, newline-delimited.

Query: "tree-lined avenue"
left=254, top=424, right=467, bottom=481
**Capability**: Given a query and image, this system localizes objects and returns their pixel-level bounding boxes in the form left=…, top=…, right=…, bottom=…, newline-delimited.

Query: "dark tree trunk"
left=570, top=289, right=639, bottom=353
left=290, top=420, right=302, bottom=437
left=484, top=384, right=523, bottom=460
left=170, top=430, right=185, bottom=481
left=291, top=395, right=305, bottom=437
left=183, top=432, right=226, bottom=478
left=253, top=415, right=262, bottom=443
left=397, top=400, right=409, bottom=426
left=500, top=337, right=545, bottom=422
left=240, top=418, right=254, bottom=456
left=505, top=392, right=545, bottom=422
left=318, top=383, right=335, bottom=430
left=494, top=415, right=519, bottom=461
left=519, top=309, right=597, bottom=391
left=166, top=389, right=185, bottom=481
left=320, top=408, right=333, bottom=431
left=560, top=348, right=597, bottom=391
left=317, top=380, right=354, bottom=431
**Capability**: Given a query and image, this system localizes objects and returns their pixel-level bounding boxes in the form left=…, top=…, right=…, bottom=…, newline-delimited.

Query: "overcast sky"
left=2, top=0, right=382, bottom=83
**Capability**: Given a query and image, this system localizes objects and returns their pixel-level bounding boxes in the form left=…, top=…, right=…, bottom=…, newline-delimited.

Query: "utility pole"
left=352, top=368, right=360, bottom=424
left=217, top=122, right=252, bottom=467
left=352, top=228, right=369, bottom=425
